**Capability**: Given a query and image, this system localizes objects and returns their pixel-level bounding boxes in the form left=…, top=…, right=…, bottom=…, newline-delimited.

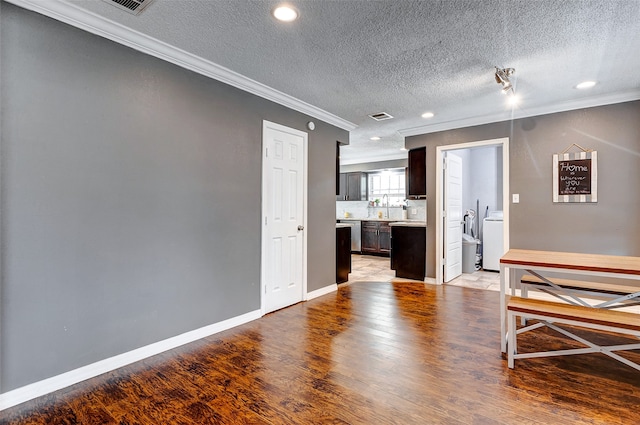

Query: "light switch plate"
left=411, top=208, right=417, bottom=215
left=512, top=193, right=520, bottom=203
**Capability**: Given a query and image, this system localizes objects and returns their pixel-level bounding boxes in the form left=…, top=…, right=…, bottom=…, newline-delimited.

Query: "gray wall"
left=407, top=101, right=640, bottom=278
left=467, top=146, right=502, bottom=216
left=0, top=2, right=347, bottom=392
left=450, top=145, right=503, bottom=237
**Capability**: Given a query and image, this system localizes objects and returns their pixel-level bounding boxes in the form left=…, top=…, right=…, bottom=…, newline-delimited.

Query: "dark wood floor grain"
left=3, top=282, right=640, bottom=424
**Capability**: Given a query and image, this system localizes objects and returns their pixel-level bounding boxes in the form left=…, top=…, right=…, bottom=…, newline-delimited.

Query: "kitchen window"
left=368, top=169, right=406, bottom=206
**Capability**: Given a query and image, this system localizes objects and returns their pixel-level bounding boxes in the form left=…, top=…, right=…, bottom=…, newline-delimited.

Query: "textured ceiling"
left=58, top=1, right=640, bottom=163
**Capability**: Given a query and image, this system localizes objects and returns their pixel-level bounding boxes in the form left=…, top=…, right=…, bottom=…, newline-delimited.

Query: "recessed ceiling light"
left=576, top=81, right=597, bottom=89
left=272, top=5, right=298, bottom=22
left=370, top=136, right=381, bottom=141
left=421, top=112, right=435, bottom=119
left=507, top=94, right=520, bottom=107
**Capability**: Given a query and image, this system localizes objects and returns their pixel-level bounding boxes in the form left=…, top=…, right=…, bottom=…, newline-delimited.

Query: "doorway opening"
left=435, top=138, right=510, bottom=285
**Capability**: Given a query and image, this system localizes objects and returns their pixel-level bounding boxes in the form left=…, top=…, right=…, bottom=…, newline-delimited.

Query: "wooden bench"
left=519, top=274, right=640, bottom=308
left=507, top=296, right=640, bottom=371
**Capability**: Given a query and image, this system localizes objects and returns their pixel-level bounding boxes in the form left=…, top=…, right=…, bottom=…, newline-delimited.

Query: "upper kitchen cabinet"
left=337, top=172, right=367, bottom=201
left=337, top=172, right=347, bottom=200
left=407, top=147, right=426, bottom=198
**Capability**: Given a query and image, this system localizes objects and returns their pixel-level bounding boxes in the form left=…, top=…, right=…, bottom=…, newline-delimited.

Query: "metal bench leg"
left=507, top=311, right=640, bottom=372
left=508, top=310, right=517, bottom=368
left=521, top=282, right=528, bottom=326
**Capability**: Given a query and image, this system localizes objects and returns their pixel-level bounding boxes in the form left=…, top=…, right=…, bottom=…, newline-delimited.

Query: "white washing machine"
left=482, top=211, right=504, bottom=271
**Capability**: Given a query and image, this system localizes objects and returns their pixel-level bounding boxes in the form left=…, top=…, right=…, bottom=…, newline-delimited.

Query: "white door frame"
left=435, top=137, right=510, bottom=285
left=260, top=120, right=308, bottom=315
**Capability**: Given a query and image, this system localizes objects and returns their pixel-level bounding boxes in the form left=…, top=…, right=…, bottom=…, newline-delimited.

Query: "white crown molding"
left=6, top=0, right=357, bottom=132
left=340, top=150, right=408, bottom=166
left=0, top=309, right=262, bottom=410
left=399, top=90, right=640, bottom=137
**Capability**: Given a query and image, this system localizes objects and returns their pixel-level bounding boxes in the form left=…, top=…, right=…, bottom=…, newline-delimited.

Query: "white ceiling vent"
left=102, top=0, right=155, bottom=15
left=368, top=112, right=394, bottom=121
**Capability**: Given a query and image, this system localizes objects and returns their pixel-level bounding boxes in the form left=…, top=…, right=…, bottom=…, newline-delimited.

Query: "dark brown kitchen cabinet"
left=347, top=172, right=366, bottom=201
left=361, top=221, right=391, bottom=256
left=337, top=173, right=348, bottom=201
left=336, top=226, right=351, bottom=283
left=362, top=222, right=378, bottom=253
left=407, top=147, right=426, bottom=198
left=336, top=172, right=367, bottom=201
left=391, top=225, right=426, bottom=280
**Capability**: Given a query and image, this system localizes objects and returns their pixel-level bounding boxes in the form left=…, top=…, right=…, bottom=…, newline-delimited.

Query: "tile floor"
left=346, top=253, right=501, bottom=290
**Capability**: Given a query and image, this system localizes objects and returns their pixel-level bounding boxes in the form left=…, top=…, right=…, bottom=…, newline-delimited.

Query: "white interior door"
left=444, top=153, right=463, bottom=282
left=262, top=121, right=307, bottom=314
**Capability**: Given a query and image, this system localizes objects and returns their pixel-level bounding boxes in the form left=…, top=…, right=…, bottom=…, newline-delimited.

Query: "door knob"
left=298, top=225, right=305, bottom=231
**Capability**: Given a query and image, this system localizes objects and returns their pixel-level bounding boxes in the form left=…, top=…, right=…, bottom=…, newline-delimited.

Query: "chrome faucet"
left=382, top=194, right=390, bottom=218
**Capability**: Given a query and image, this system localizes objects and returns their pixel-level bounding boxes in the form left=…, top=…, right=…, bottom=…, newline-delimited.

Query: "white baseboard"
left=0, top=309, right=262, bottom=411
left=424, top=277, right=439, bottom=285
left=307, top=283, right=338, bottom=300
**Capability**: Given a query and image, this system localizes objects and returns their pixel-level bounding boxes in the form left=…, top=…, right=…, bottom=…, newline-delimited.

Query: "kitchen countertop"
left=338, top=218, right=424, bottom=223
left=336, top=223, right=354, bottom=228
left=337, top=218, right=426, bottom=226
left=388, top=221, right=427, bottom=228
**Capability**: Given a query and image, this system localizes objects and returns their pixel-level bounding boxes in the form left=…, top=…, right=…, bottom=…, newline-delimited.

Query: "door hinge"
left=442, top=210, right=446, bottom=218
left=264, top=217, right=267, bottom=225
left=265, top=148, right=268, bottom=158
left=443, top=160, right=447, bottom=170
left=441, top=258, right=447, bottom=266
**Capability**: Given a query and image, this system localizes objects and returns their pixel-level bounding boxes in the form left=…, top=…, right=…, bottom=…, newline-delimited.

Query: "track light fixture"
left=495, top=66, right=515, bottom=94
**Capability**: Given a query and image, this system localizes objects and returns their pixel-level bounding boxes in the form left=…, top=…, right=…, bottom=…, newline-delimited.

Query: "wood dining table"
left=499, top=248, right=640, bottom=353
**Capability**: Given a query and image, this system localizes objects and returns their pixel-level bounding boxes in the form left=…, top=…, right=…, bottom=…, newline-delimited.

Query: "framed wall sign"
left=553, top=146, right=597, bottom=203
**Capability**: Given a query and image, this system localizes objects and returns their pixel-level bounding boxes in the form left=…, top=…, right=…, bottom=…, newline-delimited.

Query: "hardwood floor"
left=3, top=282, right=640, bottom=424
